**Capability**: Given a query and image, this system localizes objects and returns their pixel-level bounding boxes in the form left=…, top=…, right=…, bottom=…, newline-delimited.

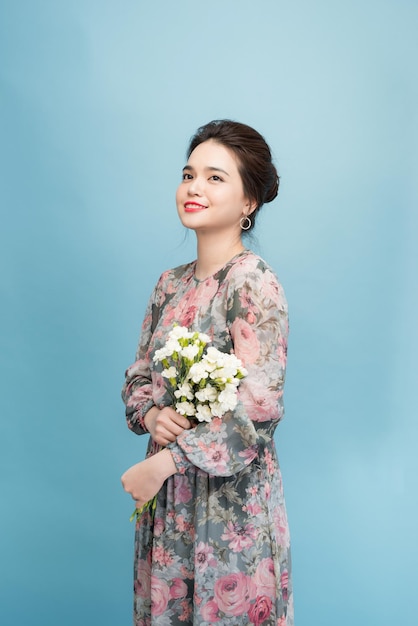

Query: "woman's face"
left=176, top=140, right=253, bottom=236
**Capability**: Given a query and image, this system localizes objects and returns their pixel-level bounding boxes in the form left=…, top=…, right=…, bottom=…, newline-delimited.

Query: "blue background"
left=1, top=1, right=417, bottom=624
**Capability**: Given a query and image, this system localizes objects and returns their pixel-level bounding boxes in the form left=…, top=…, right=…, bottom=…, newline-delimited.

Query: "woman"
left=121, top=120, right=293, bottom=625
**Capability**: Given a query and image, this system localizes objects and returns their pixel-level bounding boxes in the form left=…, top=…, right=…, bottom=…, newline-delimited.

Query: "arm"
left=121, top=448, right=177, bottom=508
left=167, top=261, right=288, bottom=477
left=122, top=275, right=191, bottom=441
left=121, top=277, right=162, bottom=435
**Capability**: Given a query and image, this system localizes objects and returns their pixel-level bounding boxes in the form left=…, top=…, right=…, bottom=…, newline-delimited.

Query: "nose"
left=187, top=176, right=204, bottom=196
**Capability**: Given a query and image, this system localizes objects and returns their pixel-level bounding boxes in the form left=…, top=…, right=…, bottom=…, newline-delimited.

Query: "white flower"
left=180, top=344, right=199, bottom=360
left=223, top=353, right=242, bottom=369
left=201, top=356, right=217, bottom=373
left=218, top=388, right=238, bottom=411
left=223, top=382, right=239, bottom=394
left=165, top=338, right=182, bottom=355
left=153, top=347, right=169, bottom=362
left=169, top=326, right=192, bottom=340
left=188, top=362, right=209, bottom=384
left=205, top=346, right=223, bottom=363
left=175, top=401, right=196, bottom=417
left=195, top=404, right=213, bottom=422
left=196, top=332, right=211, bottom=344
left=209, top=401, right=224, bottom=417
left=195, top=384, right=219, bottom=403
left=174, top=382, right=194, bottom=400
left=162, top=366, right=177, bottom=379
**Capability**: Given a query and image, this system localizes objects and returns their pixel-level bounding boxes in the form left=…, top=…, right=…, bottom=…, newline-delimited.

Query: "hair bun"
left=264, top=164, right=280, bottom=204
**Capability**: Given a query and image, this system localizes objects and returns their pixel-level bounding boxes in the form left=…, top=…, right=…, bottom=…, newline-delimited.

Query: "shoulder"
left=151, top=260, right=195, bottom=298
left=227, top=251, right=287, bottom=310
left=230, top=250, right=277, bottom=276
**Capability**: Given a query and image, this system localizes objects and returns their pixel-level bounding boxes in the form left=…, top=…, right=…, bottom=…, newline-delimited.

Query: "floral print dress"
left=122, top=250, right=293, bottom=626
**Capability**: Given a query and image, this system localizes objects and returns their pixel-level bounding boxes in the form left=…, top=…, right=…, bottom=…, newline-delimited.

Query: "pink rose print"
left=127, top=386, right=150, bottom=409
left=244, top=502, right=263, bottom=516
left=161, top=305, right=177, bottom=326
left=277, top=617, right=287, bottom=626
left=174, top=514, right=194, bottom=538
left=254, top=558, right=276, bottom=599
left=265, top=481, right=271, bottom=500
left=197, top=441, right=230, bottom=474
left=238, top=445, right=258, bottom=463
left=153, top=517, right=165, bottom=537
left=165, top=279, right=177, bottom=294
left=179, top=599, right=192, bottom=621
left=196, top=277, right=219, bottom=308
left=221, top=521, right=258, bottom=552
left=174, top=288, right=199, bottom=327
left=170, top=578, right=188, bottom=599
left=151, top=576, right=170, bottom=616
left=134, top=559, right=151, bottom=598
left=231, top=318, right=260, bottom=365
left=175, top=514, right=188, bottom=532
left=248, top=595, right=273, bottom=625
left=239, top=380, right=280, bottom=422
left=201, top=599, right=220, bottom=622
left=209, top=417, right=222, bottom=433
left=214, top=572, right=256, bottom=616
left=239, top=288, right=255, bottom=311
left=264, top=448, right=275, bottom=475
left=261, top=272, right=280, bottom=301
left=151, top=371, right=166, bottom=405
left=152, top=546, right=174, bottom=567
left=195, top=541, right=217, bottom=573
left=175, top=475, right=193, bottom=504
left=179, top=305, right=198, bottom=327
left=273, top=508, right=290, bottom=549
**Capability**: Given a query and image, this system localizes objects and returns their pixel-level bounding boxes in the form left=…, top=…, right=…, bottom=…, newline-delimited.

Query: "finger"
left=163, top=422, right=187, bottom=437
left=164, top=407, right=191, bottom=428
left=155, top=426, right=177, bottom=443
left=132, top=492, right=145, bottom=504
left=169, top=413, right=192, bottom=429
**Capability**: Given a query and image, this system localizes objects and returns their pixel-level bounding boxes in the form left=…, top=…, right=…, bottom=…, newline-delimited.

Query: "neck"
left=194, top=232, right=245, bottom=281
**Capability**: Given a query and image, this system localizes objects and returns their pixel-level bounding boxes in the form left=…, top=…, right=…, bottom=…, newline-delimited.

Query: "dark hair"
left=187, top=120, right=279, bottom=232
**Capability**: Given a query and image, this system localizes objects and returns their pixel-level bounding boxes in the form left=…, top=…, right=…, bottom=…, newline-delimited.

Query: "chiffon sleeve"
left=121, top=277, right=162, bottom=435
left=167, top=262, right=289, bottom=476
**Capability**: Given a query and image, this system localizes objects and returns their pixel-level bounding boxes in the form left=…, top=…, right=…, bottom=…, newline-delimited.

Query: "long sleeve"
left=121, top=277, right=163, bottom=435
left=167, top=261, right=288, bottom=476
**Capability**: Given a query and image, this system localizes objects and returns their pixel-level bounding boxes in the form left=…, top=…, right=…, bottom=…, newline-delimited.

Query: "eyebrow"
left=182, top=165, right=230, bottom=177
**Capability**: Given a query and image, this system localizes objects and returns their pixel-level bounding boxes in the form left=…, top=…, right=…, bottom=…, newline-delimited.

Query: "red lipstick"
left=184, top=202, right=207, bottom=213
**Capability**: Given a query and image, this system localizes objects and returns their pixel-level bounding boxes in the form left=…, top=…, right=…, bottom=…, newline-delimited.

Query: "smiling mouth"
left=184, top=203, right=207, bottom=212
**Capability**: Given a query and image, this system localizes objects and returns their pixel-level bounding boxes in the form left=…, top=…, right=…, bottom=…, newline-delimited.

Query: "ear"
left=245, top=198, right=258, bottom=216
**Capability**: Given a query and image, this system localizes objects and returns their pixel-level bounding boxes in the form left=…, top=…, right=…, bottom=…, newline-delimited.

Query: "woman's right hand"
left=143, top=406, right=191, bottom=446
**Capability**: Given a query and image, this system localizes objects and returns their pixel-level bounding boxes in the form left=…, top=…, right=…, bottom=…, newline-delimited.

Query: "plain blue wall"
left=1, top=1, right=417, bottom=624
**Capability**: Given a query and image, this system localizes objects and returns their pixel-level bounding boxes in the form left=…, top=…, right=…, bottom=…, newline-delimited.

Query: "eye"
left=210, top=175, right=223, bottom=182
left=182, top=172, right=193, bottom=181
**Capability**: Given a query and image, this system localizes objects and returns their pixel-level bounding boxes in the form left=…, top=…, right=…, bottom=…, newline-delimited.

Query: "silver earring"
left=240, top=215, right=252, bottom=230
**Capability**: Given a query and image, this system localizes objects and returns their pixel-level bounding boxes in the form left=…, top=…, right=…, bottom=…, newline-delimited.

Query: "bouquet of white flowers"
left=153, top=325, right=248, bottom=422
left=130, top=325, right=247, bottom=522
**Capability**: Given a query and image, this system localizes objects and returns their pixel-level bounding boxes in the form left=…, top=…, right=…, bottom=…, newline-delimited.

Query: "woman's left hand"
left=121, top=449, right=177, bottom=508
